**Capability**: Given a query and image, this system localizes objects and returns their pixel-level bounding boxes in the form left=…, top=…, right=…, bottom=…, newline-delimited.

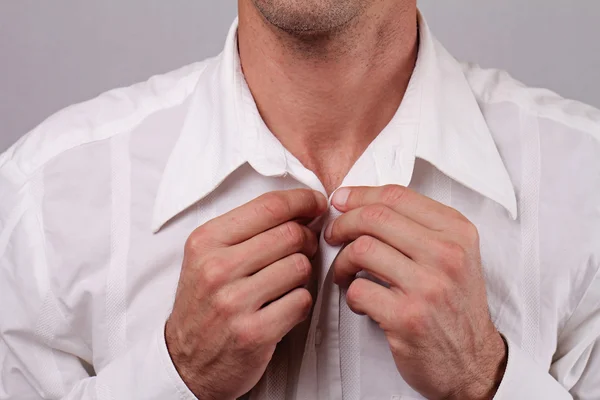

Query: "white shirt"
left=1, top=14, right=600, bottom=400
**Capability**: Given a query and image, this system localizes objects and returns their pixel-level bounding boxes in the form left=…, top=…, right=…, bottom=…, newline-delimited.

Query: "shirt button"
left=315, top=328, right=322, bottom=346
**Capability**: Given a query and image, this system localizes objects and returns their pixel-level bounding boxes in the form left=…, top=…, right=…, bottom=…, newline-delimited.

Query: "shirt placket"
left=295, top=200, right=344, bottom=400
left=295, top=157, right=380, bottom=400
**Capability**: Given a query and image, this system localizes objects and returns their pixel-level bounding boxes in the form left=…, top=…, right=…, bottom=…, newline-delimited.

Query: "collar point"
left=498, top=188, right=518, bottom=221
left=151, top=217, right=165, bottom=234
left=507, top=200, right=519, bottom=221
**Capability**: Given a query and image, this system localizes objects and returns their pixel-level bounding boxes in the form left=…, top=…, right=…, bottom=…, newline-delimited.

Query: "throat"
left=237, top=0, right=419, bottom=196
left=293, top=144, right=367, bottom=196
left=320, top=172, right=351, bottom=198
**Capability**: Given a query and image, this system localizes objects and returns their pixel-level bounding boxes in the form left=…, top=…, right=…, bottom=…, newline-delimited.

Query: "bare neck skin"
left=238, top=0, right=418, bottom=195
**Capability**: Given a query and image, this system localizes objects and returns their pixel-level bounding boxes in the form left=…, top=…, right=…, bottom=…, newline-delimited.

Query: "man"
left=0, top=0, right=599, bottom=398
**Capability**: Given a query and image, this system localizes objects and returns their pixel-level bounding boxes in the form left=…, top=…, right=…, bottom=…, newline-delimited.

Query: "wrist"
left=454, top=331, right=508, bottom=400
left=165, top=319, right=192, bottom=384
left=165, top=319, right=209, bottom=399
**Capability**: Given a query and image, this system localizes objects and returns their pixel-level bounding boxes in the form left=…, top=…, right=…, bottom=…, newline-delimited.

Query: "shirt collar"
left=152, top=13, right=517, bottom=233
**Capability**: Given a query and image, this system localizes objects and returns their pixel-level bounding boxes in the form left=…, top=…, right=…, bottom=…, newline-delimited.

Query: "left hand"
left=324, top=185, right=508, bottom=400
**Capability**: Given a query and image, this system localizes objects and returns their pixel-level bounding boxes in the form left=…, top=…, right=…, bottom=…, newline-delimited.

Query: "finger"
left=225, top=221, right=318, bottom=277
left=331, top=185, right=462, bottom=231
left=325, top=204, right=437, bottom=263
left=200, top=189, right=328, bottom=246
left=244, top=253, right=313, bottom=310
left=345, top=278, right=395, bottom=325
left=332, top=236, right=422, bottom=291
left=253, top=288, right=313, bottom=343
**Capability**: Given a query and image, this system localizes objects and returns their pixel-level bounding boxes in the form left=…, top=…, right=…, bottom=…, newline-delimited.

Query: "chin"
left=251, top=0, right=364, bottom=35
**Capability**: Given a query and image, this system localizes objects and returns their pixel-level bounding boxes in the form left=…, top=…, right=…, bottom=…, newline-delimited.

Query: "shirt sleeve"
left=494, top=266, right=600, bottom=400
left=0, top=328, right=198, bottom=400
left=0, top=165, right=197, bottom=400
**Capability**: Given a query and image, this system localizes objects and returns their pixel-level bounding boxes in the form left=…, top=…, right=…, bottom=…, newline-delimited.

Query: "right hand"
left=165, top=189, right=328, bottom=400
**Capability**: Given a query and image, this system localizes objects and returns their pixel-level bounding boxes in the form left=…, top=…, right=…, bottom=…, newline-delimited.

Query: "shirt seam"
left=29, top=172, right=94, bottom=355
left=1, top=63, right=211, bottom=181
left=481, top=98, right=600, bottom=142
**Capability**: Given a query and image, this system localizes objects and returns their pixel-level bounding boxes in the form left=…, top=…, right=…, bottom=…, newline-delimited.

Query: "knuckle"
left=258, top=193, right=291, bottom=219
left=381, top=184, right=408, bottom=205
left=232, top=319, right=262, bottom=349
left=213, top=287, right=242, bottom=316
left=450, top=208, right=470, bottom=224
left=401, top=303, right=428, bottom=336
left=295, top=289, right=314, bottom=317
left=387, top=336, right=406, bottom=357
left=255, top=345, right=277, bottom=366
left=184, top=229, right=207, bottom=255
left=296, top=189, right=318, bottom=210
left=201, top=258, right=230, bottom=290
left=290, top=253, right=312, bottom=280
left=445, top=204, right=464, bottom=219
left=360, top=204, right=390, bottom=226
left=434, top=240, right=467, bottom=270
left=350, top=235, right=376, bottom=259
left=421, top=284, right=438, bottom=303
left=305, top=230, right=320, bottom=257
left=421, top=279, right=448, bottom=303
left=280, top=222, right=306, bottom=249
left=448, top=211, right=479, bottom=245
left=346, top=279, right=365, bottom=308
left=462, top=221, right=480, bottom=246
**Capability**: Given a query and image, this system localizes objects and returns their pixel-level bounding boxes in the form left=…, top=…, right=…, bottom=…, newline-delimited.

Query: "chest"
left=93, top=164, right=558, bottom=398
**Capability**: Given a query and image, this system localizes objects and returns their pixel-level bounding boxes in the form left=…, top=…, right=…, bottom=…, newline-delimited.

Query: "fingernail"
left=324, top=221, right=333, bottom=240
left=333, top=188, right=350, bottom=208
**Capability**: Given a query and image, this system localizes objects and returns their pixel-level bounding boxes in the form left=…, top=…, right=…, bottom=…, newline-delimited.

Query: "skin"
left=238, top=0, right=418, bottom=193
left=166, top=189, right=327, bottom=400
left=165, top=1, right=507, bottom=399
left=325, top=186, right=508, bottom=399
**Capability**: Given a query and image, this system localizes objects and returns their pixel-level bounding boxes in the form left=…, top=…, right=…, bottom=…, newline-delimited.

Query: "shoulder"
left=462, top=63, right=600, bottom=139
left=463, top=66, right=600, bottom=316
left=0, top=59, right=213, bottom=184
left=462, top=63, right=600, bottom=177
left=463, top=62, right=600, bottom=228
left=464, top=64, right=600, bottom=274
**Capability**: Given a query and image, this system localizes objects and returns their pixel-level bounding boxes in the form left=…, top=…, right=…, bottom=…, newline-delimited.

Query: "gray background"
left=1, top=1, right=599, bottom=152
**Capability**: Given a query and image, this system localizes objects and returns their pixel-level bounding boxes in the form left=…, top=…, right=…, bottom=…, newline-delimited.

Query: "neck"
left=238, top=1, right=418, bottom=193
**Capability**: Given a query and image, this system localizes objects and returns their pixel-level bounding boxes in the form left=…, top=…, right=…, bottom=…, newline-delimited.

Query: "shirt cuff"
left=96, top=324, right=198, bottom=400
left=493, top=336, right=571, bottom=399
